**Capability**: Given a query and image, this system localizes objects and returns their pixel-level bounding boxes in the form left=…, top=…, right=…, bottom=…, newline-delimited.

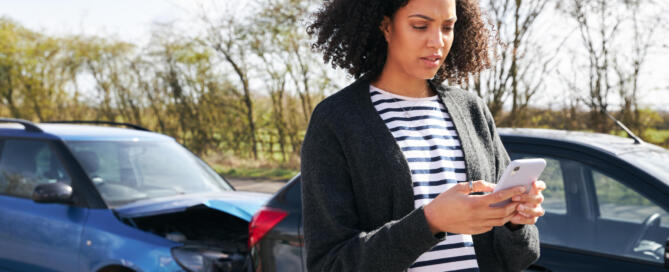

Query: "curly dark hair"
left=307, top=0, right=494, bottom=84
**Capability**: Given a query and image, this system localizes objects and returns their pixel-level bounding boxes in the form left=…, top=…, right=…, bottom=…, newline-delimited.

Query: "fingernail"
left=512, top=196, right=520, bottom=201
left=518, top=187, right=526, bottom=193
left=518, top=205, right=526, bottom=211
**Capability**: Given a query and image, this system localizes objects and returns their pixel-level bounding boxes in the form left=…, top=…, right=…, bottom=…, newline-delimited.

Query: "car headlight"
left=171, top=246, right=246, bottom=272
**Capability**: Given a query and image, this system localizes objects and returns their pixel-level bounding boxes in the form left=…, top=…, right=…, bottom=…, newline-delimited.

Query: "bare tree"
left=613, top=0, right=661, bottom=134
left=559, top=0, right=666, bottom=133
left=201, top=8, right=260, bottom=159
left=474, top=0, right=556, bottom=127
left=560, top=0, right=624, bottom=132
left=254, top=0, right=329, bottom=124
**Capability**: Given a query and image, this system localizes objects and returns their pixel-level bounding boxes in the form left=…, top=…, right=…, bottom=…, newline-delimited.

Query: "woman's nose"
left=426, top=28, right=446, bottom=49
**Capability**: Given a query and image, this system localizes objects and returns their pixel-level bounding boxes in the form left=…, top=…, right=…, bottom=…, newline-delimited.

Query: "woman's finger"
left=512, top=192, right=544, bottom=204
left=481, top=213, right=515, bottom=227
left=454, top=180, right=494, bottom=195
left=471, top=180, right=496, bottom=193
left=479, top=202, right=519, bottom=219
left=517, top=204, right=545, bottom=218
left=480, top=186, right=526, bottom=205
left=532, top=180, right=546, bottom=193
left=511, top=213, right=539, bottom=225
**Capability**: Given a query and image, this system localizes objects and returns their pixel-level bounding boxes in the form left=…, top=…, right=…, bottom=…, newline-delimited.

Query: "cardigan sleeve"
left=300, top=104, right=444, bottom=272
left=480, top=98, right=541, bottom=271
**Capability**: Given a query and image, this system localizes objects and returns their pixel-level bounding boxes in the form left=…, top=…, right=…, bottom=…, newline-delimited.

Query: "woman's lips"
left=420, top=57, right=441, bottom=68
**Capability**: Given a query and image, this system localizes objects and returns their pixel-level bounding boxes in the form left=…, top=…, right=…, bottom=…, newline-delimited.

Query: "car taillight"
left=248, top=207, right=288, bottom=248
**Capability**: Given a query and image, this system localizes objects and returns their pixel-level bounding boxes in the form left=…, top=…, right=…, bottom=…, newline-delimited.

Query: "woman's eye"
left=412, top=25, right=427, bottom=30
left=442, top=26, right=454, bottom=31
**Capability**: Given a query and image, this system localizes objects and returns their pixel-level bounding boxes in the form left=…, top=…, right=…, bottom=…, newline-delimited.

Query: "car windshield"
left=66, top=140, right=232, bottom=207
left=622, top=147, right=669, bottom=184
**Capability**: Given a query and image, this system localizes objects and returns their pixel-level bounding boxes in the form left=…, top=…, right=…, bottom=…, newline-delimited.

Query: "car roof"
left=500, top=127, right=669, bottom=192
left=0, top=123, right=173, bottom=142
left=498, top=128, right=666, bottom=156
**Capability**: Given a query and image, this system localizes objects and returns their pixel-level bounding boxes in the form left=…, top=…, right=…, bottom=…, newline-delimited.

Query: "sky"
left=2, top=0, right=177, bottom=41
left=0, top=0, right=245, bottom=44
left=1, top=0, right=668, bottom=111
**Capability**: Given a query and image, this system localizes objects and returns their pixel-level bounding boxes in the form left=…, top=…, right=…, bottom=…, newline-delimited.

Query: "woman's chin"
left=410, top=65, right=442, bottom=80
left=414, top=71, right=439, bottom=80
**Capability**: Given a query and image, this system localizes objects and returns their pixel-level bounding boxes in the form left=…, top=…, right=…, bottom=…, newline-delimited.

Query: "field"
left=207, top=129, right=669, bottom=180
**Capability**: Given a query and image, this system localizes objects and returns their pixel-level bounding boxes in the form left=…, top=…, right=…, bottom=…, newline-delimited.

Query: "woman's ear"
left=379, top=16, right=392, bottom=42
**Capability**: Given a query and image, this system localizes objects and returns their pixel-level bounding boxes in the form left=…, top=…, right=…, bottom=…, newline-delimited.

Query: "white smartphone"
left=490, top=158, right=546, bottom=207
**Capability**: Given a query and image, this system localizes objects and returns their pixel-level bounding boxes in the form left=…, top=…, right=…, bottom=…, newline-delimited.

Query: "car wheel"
left=97, top=265, right=135, bottom=272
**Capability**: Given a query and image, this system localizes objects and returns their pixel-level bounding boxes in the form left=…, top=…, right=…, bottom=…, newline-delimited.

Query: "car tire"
left=97, top=265, right=135, bottom=272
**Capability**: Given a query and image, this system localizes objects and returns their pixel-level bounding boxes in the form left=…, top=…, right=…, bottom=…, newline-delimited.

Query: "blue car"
left=0, top=118, right=270, bottom=272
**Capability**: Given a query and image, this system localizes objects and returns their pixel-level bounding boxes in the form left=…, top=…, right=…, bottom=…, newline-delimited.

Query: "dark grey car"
left=249, top=128, right=669, bottom=272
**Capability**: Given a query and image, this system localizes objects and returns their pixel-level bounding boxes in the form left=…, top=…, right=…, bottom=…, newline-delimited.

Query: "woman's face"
left=381, top=0, right=456, bottom=80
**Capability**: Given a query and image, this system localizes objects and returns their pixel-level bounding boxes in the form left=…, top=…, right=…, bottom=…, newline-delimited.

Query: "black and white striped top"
left=370, top=85, right=479, bottom=272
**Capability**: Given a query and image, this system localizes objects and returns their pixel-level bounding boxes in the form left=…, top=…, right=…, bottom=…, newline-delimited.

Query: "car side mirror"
left=32, top=182, right=73, bottom=204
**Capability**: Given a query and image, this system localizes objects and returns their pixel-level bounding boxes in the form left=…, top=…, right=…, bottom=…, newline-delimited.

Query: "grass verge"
left=213, top=165, right=298, bottom=181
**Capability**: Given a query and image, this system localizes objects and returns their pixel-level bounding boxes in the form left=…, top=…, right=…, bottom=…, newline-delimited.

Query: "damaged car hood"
left=114, top=191, right=271, bottom=221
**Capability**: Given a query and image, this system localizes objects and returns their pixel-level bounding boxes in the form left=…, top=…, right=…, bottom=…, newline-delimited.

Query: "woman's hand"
left=509, top=180, right=546, bottom=226
left=424, top=180, right=527, bottom=235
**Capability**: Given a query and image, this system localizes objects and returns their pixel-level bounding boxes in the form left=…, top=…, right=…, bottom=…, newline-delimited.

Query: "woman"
left=301, top=0, right=546, bottom=271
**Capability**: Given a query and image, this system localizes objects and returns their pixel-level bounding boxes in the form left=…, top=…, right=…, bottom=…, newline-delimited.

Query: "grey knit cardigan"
left=300, top=75, right=540, bottom=272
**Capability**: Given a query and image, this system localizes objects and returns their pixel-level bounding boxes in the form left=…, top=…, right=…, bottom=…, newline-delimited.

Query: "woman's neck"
left=371, top=65, right=435, bottom=98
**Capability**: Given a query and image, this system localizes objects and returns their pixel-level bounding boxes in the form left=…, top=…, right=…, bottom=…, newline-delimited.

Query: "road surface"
left=227, top=178, right=286, bottom=194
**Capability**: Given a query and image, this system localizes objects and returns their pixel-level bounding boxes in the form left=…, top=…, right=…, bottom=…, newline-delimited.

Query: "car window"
left=0, top=139, right=72, bottom=198
left=590, top=168, right=669, bottom=263
left=66, top=140, right=232, bottom=207
left=593, top=169, right=669, bottom=227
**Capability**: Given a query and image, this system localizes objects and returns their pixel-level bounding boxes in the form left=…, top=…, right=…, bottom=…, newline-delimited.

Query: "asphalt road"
left=227, top=178, right=286, bottom=194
